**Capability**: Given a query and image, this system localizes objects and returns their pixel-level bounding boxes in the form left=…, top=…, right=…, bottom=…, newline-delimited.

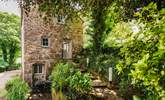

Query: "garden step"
left=90, top=87, right=123, bottom=100
left=28, top=93, right=52, bottom=100
left=90, top=92, right=106, bottom=99
left=90, top=87, right=110, bottom=99
left=74, top=65, right=124, bottom=100
left=92, top=79, right=107, bottom=87
left=90, top=75, right=98, bottom=80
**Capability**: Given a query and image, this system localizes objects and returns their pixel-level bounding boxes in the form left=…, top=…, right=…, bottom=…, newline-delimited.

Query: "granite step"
left=92, top=79, right=107, bottom=88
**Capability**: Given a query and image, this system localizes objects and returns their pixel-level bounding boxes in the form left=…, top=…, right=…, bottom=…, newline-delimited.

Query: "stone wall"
left=22, top=6, right=83, bottom=85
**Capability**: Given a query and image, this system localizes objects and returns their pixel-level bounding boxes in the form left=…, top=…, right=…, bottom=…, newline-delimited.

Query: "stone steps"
left=92, top=79, right=107, bottom=88
left=77, top=67, right=123, bottom=100
left=28, top=93, right=52, bottom=100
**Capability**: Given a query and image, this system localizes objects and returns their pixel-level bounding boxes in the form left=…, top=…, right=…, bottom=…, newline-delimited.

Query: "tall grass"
left=5, top=77, right=29, bottom=100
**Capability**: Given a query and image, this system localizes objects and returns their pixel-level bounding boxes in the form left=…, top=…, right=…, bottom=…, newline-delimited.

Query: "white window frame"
left=62, top=40, right=72, bottom=59
left=33, top=64, right=43, bottom=74
left=57, top=15, right=66, bottom=24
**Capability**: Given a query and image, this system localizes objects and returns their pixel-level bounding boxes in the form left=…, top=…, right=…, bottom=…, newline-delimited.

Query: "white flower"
left=132, top=25, right=139, bottom=33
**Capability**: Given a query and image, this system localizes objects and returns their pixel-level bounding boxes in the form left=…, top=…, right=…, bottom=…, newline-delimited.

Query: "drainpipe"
left=20, top=0, right=25, bottom=81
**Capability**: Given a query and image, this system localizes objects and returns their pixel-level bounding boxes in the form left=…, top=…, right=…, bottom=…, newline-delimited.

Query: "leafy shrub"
left=0, top=58, right=20, bottom=72
left=51, top=63, right=73, bottom=90
left=0, top=61, right=8, bottom=72
left=51, top=63, right=92, bottom=99
left=104, top=3, right=165, bottom=99
left=67, top=71, right=92, bottom=94
left=85, top=53, right=120, bottom=85
left=5, top=77, right=29, bottom=100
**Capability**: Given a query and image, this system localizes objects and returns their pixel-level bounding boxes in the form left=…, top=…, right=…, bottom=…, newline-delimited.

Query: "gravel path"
left=0, top=70, right=21, bottom=90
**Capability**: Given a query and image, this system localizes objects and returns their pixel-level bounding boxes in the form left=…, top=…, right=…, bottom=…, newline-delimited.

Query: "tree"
left=105, top=3, right=165, bottom=99
left=0, top=12, right=20, bottom=68
left=113, top=0, right=165, bottom=20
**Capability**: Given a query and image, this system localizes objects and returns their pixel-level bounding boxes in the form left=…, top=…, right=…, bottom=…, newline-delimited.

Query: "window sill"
left=42, top=46, right=49, bottom=48
left=62, top=58, right=73, bottom=60
left=57, top=22, right=65, bottom=25
left=34, top=73, right=44, bottom=74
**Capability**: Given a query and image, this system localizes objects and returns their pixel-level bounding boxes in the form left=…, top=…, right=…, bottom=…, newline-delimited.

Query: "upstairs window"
left=62, top=40, right=72, bottom=59
left=57, top=15, right=65, bottom=24
left=42, top=36, right=49, bottom=47
left=33, top=63, right=43, bottom=74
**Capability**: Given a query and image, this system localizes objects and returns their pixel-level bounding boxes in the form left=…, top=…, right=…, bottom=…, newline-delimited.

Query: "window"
left=33, top=64, right=43, bottom=73
left=42, top=37, right=49, bottom=47
left=62, top=40, right=72, bottom=59
left=57, top=15, right=65, bottom=24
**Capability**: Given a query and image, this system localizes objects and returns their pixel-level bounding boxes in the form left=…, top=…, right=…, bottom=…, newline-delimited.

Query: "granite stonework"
left=22, top=6, right=83, bottom=85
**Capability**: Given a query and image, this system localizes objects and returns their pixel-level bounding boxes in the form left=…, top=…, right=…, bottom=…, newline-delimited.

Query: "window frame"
left=57, top=15, right=66, bottom=24
left=33, top=63, right=43, bottom=74
left=42, top=36, right=49, bottom=48
left=62, top=40, right=72, bottom=59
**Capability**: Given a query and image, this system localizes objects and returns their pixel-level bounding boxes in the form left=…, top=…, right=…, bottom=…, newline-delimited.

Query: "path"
left=80, top=68, right=123, bottom=100
left=0, top=70, right=21, bottom=100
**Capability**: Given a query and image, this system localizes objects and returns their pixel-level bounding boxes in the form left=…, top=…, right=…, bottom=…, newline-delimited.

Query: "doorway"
left=32, top=63, right=46, bottom=84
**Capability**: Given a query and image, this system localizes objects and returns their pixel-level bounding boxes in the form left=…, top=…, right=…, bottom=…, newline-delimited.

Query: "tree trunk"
left=9, top=43, right=16, bottom=67
left=91, top=1, right=105, bottom=54
left=1, top=44, right=8, bottom=62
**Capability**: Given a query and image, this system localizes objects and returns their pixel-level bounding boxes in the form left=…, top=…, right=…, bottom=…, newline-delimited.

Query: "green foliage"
left=83, top=17, right=94, bottom=48
left=5, top=77, right=29, bottom=100
left=24, top=0, right=112, bottom=18
left=104, top=21, right=132, bottom=47
left=133, top=95, right=141, bottom=100
left=0, top=61, right=8, bottom=72
left=51, top=63, right=92, bottom=99
left=105, top=3, right=165, bottom=99
left=67, top=71, right=92, bottom=94
left=51, top=63, right=73, bottom=89
left=104, top=2, right=124, bottom=36
left=83, top=1, right=123, bottom=81
left=0, top=12, right=20, bottom=69
left=87, top=54, right=118, bottom=80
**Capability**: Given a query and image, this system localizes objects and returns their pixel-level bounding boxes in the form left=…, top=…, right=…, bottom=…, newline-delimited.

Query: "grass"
left=0, top=89, right=7, bottom=97
left=0, top=73, right=20, bottom=99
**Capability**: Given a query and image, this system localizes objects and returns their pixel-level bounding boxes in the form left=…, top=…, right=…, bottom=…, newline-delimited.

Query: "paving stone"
left=92, top=79, right=107, bottom=87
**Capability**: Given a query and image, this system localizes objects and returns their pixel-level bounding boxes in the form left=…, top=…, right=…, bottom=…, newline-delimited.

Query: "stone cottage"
left=21, top=5, right=83, bottom=86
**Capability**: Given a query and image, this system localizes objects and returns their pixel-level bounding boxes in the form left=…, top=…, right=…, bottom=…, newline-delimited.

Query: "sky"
left=0, top=0, right=20, bottom=16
